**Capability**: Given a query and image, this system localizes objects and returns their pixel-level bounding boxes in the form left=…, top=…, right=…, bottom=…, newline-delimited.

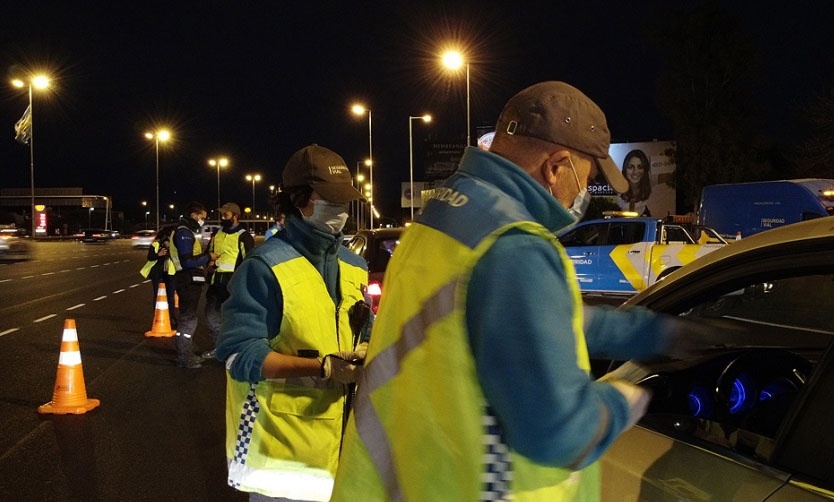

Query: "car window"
left=637, top=272, right=834, bottom=470
left=560, top=223, right=604, bottom=247
left=684, top=274, right=834, bottom=334
left=605, top=222, right=644, bottom=245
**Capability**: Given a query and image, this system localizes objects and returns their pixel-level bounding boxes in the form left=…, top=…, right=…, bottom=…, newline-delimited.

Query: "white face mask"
left=566, top=157, right=591, bottom=223
left=196, top=218, right=205, bottom=227
left=302, top=199, right=349, bottom=234
left=546, top=157, right=591, bottom=232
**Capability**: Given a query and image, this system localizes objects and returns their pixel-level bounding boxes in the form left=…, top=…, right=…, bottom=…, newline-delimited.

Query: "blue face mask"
left=302, top=199, right=349, bottom=234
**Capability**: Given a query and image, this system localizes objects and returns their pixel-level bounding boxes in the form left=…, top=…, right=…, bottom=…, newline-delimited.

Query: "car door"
left=602, top=269, right=834, bottom=500
left=559, top=222, right=604, bottom=290
left=599, top=221, right=648, bottom=293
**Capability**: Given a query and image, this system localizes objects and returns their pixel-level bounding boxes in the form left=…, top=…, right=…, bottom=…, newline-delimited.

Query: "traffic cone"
left=145, top=283, right=176, bottom=337
left=39, top=319, right=100, bottom=415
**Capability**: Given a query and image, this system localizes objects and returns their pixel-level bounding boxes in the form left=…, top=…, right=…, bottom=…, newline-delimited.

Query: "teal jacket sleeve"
left=217, top=256, right=282, bottom=383
left=466, top=230, right=652, bottom=468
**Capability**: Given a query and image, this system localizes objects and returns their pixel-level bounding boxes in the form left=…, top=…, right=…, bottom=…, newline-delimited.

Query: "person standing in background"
left=169, top=201, right=218, bottom=369
left=202, top=202, right=253, bottom=361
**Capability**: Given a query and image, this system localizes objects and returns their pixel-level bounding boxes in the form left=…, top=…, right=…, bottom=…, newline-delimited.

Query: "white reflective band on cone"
left=58, top=351, right=83, bottom=366
left=155, top=301, right=169, bottom=310
left=63, top=328, right=78, bottom=343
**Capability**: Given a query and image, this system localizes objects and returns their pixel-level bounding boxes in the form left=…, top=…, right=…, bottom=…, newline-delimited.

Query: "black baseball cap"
left=282, top=145, right=366, bottom=204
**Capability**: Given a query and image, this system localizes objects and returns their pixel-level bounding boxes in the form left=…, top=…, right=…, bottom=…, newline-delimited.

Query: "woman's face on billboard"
left=625, top=157, right=646, bottom=184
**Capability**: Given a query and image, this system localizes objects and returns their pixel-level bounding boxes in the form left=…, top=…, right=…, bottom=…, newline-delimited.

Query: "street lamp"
left=144, top=129, right=171, bottom=230
left=88, top=208, right=94, bottom=228
left=246, top=174, right=262, bottom=225
left=11, top=74, right=50, bottom=238
left=351, top=104, right=374, bottom=228
left=145, top=211, right=150, bottom=228
left=441, top=50, right=471, bottom=146
left=208, top=157, right=229, bottom=220
left=408, top=114, right=432, bottom=221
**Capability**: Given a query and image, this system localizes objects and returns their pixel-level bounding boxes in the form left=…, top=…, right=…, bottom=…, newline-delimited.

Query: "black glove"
left=348, top=300, right=372, bottom=339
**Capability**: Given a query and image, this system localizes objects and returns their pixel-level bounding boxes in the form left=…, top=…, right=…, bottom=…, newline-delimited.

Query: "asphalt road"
left=0, top=240, right=246, bottom=501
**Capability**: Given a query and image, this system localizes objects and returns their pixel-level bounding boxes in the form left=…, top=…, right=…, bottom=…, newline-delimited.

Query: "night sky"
left=1, top=1, right=833, bottom=225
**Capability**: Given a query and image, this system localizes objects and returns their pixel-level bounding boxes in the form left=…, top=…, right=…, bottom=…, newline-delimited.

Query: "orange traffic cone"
left=145, top=283, right=176, bottom=337
left=39, top=319, right=100, bottom=415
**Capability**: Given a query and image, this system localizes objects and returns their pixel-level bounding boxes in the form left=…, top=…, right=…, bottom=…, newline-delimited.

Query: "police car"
left=558, top=213, right=726, bottom=295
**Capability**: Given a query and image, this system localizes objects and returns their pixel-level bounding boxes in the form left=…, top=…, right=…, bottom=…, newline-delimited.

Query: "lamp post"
left=246, top=174, right=261, bottom=228
left=11, top=74, right=50, bottom=238
left=408, top=114, right=432, bottom=221
left=88, top=208, right=94, bottom=228
left=441, top=50, right=471, bottom=146
left=145, top=211, right=150, bottom=228
left=208, top=157, right=229, bottom=220
left=351, top=104, right=374, bottom=228
left=144, top=129, right=171, bottom=230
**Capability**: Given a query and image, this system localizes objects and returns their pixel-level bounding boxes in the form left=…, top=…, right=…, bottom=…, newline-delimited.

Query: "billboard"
left=591, top=140, right=676, bottom=218
left=401, top=182, right=427, bottom=209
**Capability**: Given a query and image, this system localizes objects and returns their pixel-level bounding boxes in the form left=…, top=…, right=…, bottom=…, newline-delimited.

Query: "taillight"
left=367, top=281, right=382, bottom=313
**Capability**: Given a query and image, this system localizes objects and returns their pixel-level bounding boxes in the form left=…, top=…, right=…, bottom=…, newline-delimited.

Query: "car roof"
left=626, top=216, right=834, bottom=306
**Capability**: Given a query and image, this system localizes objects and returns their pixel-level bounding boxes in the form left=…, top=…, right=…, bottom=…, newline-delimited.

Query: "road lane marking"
left=113, top=289, right=125, bottom=294
left=0, top=328, right=20, bottom=337
left=22, top=275, right=34, bottom=279
left=129, top=284, right=140, bottom=288
left=90, top=265, right=99, bottom=268
left=66, top=304, right=85, bottom=311
left=0, top=279, right=11, bottom=283
left=34, top=314, right=57, bottom=323
left=60, top=269, right=71, bottom=273
left=41, top=272, right=55, bottom=276
left=76, top=267, right=85, bottom=270
left=93, top=296, right=107, bottom=301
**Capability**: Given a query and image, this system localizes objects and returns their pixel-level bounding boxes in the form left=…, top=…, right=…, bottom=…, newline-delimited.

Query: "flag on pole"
left=14, top=104, right=32, bottom=145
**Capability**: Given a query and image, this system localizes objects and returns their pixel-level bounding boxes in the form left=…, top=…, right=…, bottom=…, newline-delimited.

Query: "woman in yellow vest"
left=139, top=227, right=177, bottom=318
left=333, top=82, right=694, bottom=501
left=216, top=145, right=372, bottom=500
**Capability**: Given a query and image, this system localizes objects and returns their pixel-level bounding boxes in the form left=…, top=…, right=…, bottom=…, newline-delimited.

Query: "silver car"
left=0, top=228, right=32, bottom=261
left=131, top=229, right=157, bottom=248
left=601, top=216, right=834, bottom=500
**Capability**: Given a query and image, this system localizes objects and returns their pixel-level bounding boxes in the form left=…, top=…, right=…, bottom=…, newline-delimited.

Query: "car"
left=196, top=224, right=221, bottom=248
left=131, top=229, right=157, bottom=248
left=0, top=228, right=32, bottom=261
left=599, top=216, right=834, bottom=500
left=345, top=227, right=404, bottom=313
left=73, top=228, right=111, bottom=243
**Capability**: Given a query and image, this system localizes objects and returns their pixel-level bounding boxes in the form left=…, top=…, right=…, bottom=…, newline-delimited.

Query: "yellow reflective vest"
left=209, top=227, right=246, bottom=282
left=333, top=222, right=597, bottom=500
left=168, top=225, right=202, bottom=272
left=139, top=240, right=175, bottom=278
left=225, top=241, right=368, bottom=500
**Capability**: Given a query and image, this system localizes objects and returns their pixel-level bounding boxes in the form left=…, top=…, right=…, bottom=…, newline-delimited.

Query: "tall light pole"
left=441, top=50, right=471, bottom=146
left=352, top=104, right=374, bottom=228
left=144, top=129, right=171, bottom=230
left=246, top=173, right=261, bottom=220
left=12, top=74, right=50, bottom=238
left=208, top=157, right=229, bottom=220
left=409, top=114, right=432, bottom=221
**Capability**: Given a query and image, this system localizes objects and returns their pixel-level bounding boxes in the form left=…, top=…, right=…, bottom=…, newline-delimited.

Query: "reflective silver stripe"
left=353, top=280, right=458, bottom=501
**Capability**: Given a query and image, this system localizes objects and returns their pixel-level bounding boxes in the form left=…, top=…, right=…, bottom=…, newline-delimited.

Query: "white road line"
left=92, top=296, right=107, bottom=301
left=113, top=289, right=125, bottom=294
left=22, top=275, right=34, bottom=279
left=90, top=265, right=99, bottom=268
left=60, top=269, right=71, bottom=273
left=0, top=328, right=20, bottom=337
left=34, top=314, right=57, bottom=323
left=0, top=279, right=11, bottom=283
left=129, top=284, right=140, bottom=288
left=76, top=267, right=85, bottom=270
left=42, top=272, right=55, bottom=276
left=66, top=304, right=85, bottom=311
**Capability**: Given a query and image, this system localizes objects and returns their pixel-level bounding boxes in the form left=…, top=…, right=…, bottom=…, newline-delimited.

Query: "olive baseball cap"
left=218, top=202, right=241, bottom=216
left=495, top=81, right=628, bottom=194
left=282, top=145, right=366, bottom=204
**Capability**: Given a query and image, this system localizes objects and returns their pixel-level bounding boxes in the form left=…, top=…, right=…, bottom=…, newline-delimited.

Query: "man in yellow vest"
left=139, top=226, right=177, bottom=318
left=202, top=202, right=253, bottom=362
left=170, top=201, right=218, bottom=369
left=333, top=82, right=696, bottom=501
left=216, top=145, right=373, bottom=500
